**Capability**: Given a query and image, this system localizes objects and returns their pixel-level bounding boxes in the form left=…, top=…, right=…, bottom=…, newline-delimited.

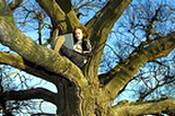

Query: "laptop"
left=62, top=33, right=74, bottom=49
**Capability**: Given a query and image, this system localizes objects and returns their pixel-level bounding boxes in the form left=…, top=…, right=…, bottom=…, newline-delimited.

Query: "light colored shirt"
left=73, top=40, right=92, bottom=54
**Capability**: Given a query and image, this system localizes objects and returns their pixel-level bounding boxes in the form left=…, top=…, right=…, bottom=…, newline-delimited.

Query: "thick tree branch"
left=112, top=98, right=175, bottom=116
left=0, top=88, right=58, bottom=105
left=0, top=17, right=88, bottom=90
left=0, top=53, right=80, bottom=115
left=55, top=0, right=72, bottom=14
left=103, top=33, right=175, bottom=100
left=0, top=51, right=63, bottom=85
left=36, top=0, right=66, bottom=34
left=87, top=0, right=132, bottom=32
left=36, top=0, right=79, bottom=34
left=55, top=0, right=79, bottom=29
left=85, top=0, right=132, bottom=77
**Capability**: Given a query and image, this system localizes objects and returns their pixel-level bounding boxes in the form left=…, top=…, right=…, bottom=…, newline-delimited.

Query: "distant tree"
left=0, top=0, right=175, bottom=115
left=0, top=65, right=43, bottom=116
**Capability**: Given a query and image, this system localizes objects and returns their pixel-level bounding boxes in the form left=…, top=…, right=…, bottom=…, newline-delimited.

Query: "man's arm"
left=83, top=40, right=92, bottom=54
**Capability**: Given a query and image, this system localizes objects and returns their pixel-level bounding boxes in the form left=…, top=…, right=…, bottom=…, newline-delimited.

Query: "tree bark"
left=36, top=0, right=79, bottom=34
left=112, top=98, right=175, bottom=116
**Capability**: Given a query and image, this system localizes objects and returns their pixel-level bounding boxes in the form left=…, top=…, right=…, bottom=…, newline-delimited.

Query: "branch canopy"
left=103, top=33, right=175, bottom=100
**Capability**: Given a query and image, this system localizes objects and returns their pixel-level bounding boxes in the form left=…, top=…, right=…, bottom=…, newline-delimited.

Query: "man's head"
left=73, top=26, right=89, bottom=41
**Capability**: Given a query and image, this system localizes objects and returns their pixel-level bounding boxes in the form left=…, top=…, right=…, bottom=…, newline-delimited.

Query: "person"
left=53, top=26, right=92, bottom=67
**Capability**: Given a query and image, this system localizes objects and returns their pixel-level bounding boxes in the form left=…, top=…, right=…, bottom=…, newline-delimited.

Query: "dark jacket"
left=73, top=39, right=92, bottom=54
left=82, top=39, right=92, bottom=54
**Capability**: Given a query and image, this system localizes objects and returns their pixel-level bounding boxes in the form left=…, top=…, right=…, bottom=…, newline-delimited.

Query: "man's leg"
left=61, top=46, right=87, bottom=67
left=54, top=35, right=65, bottom=52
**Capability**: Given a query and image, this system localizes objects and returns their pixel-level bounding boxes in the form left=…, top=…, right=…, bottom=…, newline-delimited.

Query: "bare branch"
left=0, top=88, right=57, bottom=105
left=0, top=51, right=62, bottom=85
left=102, top=32, right=175, bottom=101
left=9, top=0, right=23, bottom=11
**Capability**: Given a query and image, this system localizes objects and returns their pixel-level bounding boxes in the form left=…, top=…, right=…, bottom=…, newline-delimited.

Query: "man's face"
left=75, top=28, right=83, bottom=41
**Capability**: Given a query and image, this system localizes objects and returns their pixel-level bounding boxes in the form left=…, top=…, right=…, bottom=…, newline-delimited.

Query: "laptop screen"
left=63, top=33, right=74, bottom=49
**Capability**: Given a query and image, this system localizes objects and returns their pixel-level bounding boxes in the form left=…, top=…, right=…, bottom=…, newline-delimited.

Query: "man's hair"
left=73, top=26, right=89, bottom=40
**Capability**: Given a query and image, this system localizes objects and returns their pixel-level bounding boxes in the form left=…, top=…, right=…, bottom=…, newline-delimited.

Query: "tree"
left=0, top=0, right=175, bottom=115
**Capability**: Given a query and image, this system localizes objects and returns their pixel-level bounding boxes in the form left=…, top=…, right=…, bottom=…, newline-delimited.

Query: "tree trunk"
left=55, top=79, right=83, bottom=116
left=54, top=75, right=113, bottom=116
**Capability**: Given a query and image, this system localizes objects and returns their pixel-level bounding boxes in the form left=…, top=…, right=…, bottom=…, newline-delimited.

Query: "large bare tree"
left=0, top=0, right=175, bottom=115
